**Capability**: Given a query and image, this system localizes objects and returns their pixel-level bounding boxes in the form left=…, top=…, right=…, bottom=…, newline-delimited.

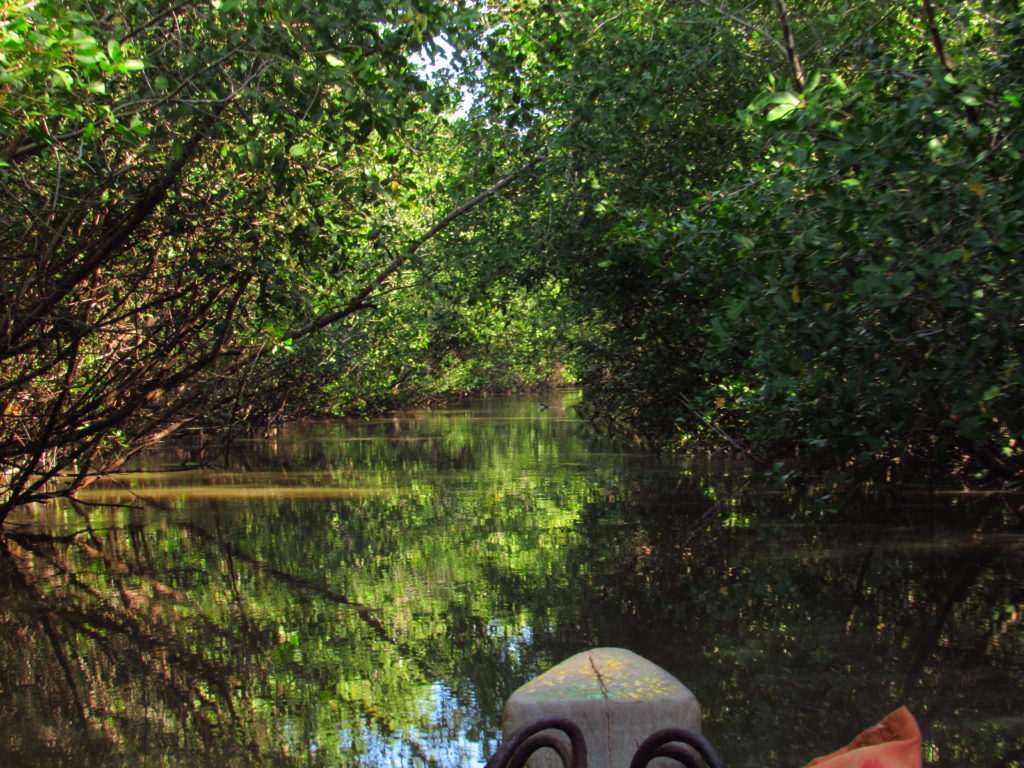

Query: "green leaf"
left=768, top=91, right=801, bottom=107
left=981, top=385, right=1002, bottom=402
left=50, top=69, right=74, bottom=89
left=725, top=299, right=748, bottom=320
left=129, top=113, right=150, bottom=134
left=956, top=415, right=986, bottom=441
left=73, top=35, right=99, bottom=52
left=733, top=234, right=755, bottom=251
left=709, top=316, right=728, bottom=340
left=766, top=104, right=797, bottom=121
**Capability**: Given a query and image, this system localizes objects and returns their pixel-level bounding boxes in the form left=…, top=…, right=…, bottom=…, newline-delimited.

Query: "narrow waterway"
left=1, top=392, right=1021, bottom=767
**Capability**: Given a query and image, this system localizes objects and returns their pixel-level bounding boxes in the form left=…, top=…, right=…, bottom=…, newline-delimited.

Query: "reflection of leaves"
left=547, top=496, right=1024, bottom=767
left=0, top=532, right=258, bottom=765
left=0, top=518, right=472, bottom=766
left=4, top=397, right=1022, bottom=767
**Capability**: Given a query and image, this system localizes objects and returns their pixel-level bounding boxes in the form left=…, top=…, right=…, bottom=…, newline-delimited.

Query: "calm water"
left=1, top=392, right=1021, bottom=767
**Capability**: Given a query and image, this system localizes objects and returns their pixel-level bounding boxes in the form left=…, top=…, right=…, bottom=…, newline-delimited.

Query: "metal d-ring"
left=485, top=720, right=725, bottom=768
left=628, top=727, right=725, bottom=768
left=484, top=717, right=589, bottom=768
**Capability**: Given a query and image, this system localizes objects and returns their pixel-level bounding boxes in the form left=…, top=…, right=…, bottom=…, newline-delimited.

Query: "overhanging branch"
left=280, top=157, right=541, bottom=344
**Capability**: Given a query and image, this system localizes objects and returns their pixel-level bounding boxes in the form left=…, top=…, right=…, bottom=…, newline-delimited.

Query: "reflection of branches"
left=3, top=519, right=477, bottom=767
left=0, top=531, right=262, bottom=759
left=181, top=522, right=381, bottom=615
left=900, top=545, right=999, bottom=699
left=1, top=544, right=90, bottom=725
left=179, top=521, right=441, bottom=683
left=983, top=602, right=1022, bottom=656
left=677, top=501, right=723, bottom=549
left=843, top=536, right=879, bottom=635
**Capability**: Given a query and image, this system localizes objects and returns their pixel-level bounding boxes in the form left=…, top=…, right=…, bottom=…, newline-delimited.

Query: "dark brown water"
left=1, top=392, right=1021, bottom=767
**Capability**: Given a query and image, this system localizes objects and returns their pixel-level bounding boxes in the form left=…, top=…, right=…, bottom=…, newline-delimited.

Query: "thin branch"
left=772, top=0, right=805, bottom=91
left=1, top=106, right=226, bottom=359
left=119, top=0, right=195, bottom=44
left=920, top=0, right=978, bottom=125
left=676, top=393, right=768, bottom=466
left=921, top=0, right=953, bottom=72
left=692, top=0, right=788, bottom=57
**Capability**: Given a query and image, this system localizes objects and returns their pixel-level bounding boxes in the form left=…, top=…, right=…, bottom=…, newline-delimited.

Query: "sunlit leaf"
left=766, top=103, right=797, bottom=121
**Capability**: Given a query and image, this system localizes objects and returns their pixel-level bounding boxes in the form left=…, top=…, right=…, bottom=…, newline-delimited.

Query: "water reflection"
left=1, top=392, right=1021, bottom=767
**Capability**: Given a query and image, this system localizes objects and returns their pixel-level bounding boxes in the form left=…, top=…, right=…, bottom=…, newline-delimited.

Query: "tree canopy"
left=2, top=0, right=1022, bottom=517
left=443, top=0, right=1024, bottom=482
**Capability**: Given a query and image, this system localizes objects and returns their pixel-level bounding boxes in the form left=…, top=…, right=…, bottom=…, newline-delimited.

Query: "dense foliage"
left=451, top=0, right=1024, bottom=481
left=0, top=0, right=572, bottom=517
left=2, top=0, right=1022, bottom=516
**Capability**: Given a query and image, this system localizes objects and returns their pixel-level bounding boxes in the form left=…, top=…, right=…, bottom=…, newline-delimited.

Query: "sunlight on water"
left=76, top=485, right=410, bottom=501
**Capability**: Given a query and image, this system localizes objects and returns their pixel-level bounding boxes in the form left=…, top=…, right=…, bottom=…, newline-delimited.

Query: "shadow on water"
left=1, top=391, right=1022, bottom=767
